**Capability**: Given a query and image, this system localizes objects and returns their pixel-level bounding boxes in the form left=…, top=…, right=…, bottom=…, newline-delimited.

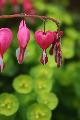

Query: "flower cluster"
left=0, top=0, right=6, bottom=13
left=35, top=30, right=63, bottom=67
left=49, top=31, right=63, bottom=67
left=10, top=0, right=36, bottom=14
left=11, top=0, right=35, bottom=14
left=0, top=18, right=63, bottom=72
left=12, top=74, right=58, bottom=120
left=23, top=0, right=36, bottom=15
left=0, top=0, right=35, bottom=14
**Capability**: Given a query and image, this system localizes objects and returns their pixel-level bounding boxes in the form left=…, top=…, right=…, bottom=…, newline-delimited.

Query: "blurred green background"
left=0, top=0, right=80, bottom=120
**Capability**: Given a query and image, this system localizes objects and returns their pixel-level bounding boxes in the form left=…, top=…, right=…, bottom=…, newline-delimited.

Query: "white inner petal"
left=43, top=50, right=46, bottom=64
left=0, top=57, right=3, bottom=72
left=16, top=48, right=20, bottom=60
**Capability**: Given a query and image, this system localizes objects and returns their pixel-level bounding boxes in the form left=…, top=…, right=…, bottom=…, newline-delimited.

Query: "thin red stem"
left=0, top=13, right=61, bottom=31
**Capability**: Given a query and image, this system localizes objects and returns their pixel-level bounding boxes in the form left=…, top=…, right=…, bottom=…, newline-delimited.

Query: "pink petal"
left=16, top=47, right=27, bottom=64
left=0, top=28, right=13, bottom=54
left=17, top=20, right=30, bottom=48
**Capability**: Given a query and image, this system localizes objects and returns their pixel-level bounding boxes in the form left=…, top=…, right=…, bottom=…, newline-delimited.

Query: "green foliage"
left=62, top=37, right=75, bottom=59
left=0, top=93, right=19, bottom=116
left=37, top=92, right=59, bottom=110
left=15, top=92, right=36, bottom=106
left=33, top=78, right=53, bottom=93
left=0, top=0, right=80, bottom=120
left=30, top=65, right=53, bottom=80
left=26, top=103, right=52, bottom=120
left=13, top=75, right=33, bottom=94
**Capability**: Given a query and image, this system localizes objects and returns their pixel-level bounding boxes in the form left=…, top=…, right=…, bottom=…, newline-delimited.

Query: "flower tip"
left=40, top=54, right=48, bottom=65
left=16, top=48, right=23, bottom=64
left=0, top=56, right=3, bottom=72
left=16, top=47, right=27, bottom=64
left=19, top=20, right=26, bottom=30
left=17, top=20, right=30, bottom=48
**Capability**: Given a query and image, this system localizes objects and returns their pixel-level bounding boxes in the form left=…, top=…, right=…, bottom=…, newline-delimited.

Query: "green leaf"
left=34, top=78, right=53, bottom=94
left=0, top=93, right=19, bottom=116
left=15, top=92, right=36, bottom=106
left=34, top=1, right=46, bottom=11
left=62, top=13, right=73, bottom=25
left=13, top=75, right=33, bottom=94
left=65, top=28, right=79, bottom=40
left=37, top=92, right=59, bottom=110
left=62, top=37, right=75, bottom=59
left=26, top=103, right=52, bottom=120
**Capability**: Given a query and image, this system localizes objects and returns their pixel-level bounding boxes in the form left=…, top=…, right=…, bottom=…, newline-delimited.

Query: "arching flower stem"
left=0, top=13, right=61, bottom=31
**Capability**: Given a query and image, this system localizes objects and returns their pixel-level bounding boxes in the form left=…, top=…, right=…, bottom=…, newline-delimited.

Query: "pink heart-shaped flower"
left=17, top=20, right=30, bottom=48
left=0, top=28, right=13, bottom=72
left=0, top=28, right=13, bottom=54
left=16, top=20, right=30, bottom=64
left=34, top=31, right=55, bottom=50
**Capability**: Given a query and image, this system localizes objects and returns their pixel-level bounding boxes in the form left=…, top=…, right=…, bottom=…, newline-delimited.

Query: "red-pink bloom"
left=49, top=31, right=64, bottom=67
left=57, top=50, right=62, bottom=67
left=11, top=0, right=20, bottom=13
left=23, top=0, right=35, bottom=14
left=11, top=0, right=18, bottom=5
left=0, top=0, right=6, bottom=13
left=35, top=31, right=55, bottom=50
left=16, top=20, right=30, bottom=64
left=23, top=0, right=36, bottom=25
left=0, top=28, right=13, bottom=72
left=0, top=0, right=6, bottom=8
left=49, top=31, right=63, bottom=55
left=23, top=0, right=32, bottom=11
left=34, top=30, right=54, bottom=65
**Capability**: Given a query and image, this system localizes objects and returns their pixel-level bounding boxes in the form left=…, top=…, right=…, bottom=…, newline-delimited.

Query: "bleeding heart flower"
left=35, top=31, right=55, bottom=50
left=34, top=30, right=54, bottom=65
left=0, top=0, right=6, bottom=8
left=11, top=0, right=20, bottom=13
left=49, top=31, right=63, bottom=67
left=40, top=53, right=48, bottom=65
left=16, top=20, right=30, bottom=64
left=23, top=0, right=32, bottom=11
left=57, top=50, right=62, bottom=67
left=0, top=28, right=13, bottom=72
left=23, top=0, right=35, bottom=14
left=49, top=31, right=63, bottom=55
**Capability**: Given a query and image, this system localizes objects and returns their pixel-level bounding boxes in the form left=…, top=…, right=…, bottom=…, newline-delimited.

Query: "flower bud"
left=0, top=28, right=13, bottom=72
left=16, top=20, right=30, bottom=64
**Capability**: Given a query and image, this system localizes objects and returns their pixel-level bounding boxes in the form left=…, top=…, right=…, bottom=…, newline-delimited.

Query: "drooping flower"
left=0, top=0, right=6, bottom=13
left=0, top=28, right=13, bottom=72
left=16, top=20, right=30, bottom=64
left=40, top=53, right=48, bottom=65
left=0, top=0, right=6, bottom=8
left=34, top=30, right=55, bottom=65
left=11, top=0, right=20, bottom=13
left=23, top=0, right=35, bottom=14
left=49, top=31, right=64, bottom=67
